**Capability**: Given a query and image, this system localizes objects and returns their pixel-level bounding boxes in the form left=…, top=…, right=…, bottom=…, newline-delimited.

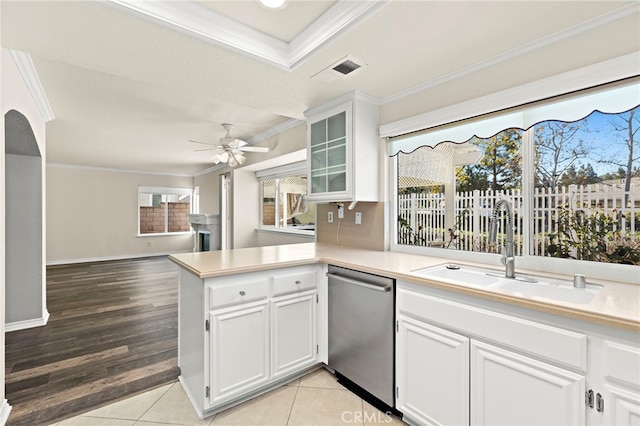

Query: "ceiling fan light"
left=237, top=153, right=246, bottom=165
left=228, top=157, right=238, bottom=167
left=211, top=154, right=221, bottom=164
left=219, top=151, right=229, bottom=163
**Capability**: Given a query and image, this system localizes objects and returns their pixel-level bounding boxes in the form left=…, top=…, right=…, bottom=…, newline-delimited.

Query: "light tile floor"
left=51, top=369, right=406, bottom=426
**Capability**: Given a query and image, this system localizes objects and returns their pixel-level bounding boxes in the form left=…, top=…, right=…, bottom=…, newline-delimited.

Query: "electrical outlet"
left=328, top=211, right=334, bottom=223
left=337, top=205, right=344, bottom=219
left=355, top=212, right=362, bottom=225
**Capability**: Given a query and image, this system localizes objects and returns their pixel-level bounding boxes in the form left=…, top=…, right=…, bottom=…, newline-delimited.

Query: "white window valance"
left=388, top=81, right=640, bottom=156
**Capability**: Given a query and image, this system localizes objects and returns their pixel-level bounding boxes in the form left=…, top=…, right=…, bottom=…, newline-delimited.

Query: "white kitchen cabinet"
left=397, top=281, right=589, bottom=426
left=602, top=385, right=640, bottom=425
left=396, top=315, right=469, bottom=426
left=304, top=91, right=379, bottom=202
left=471, top=340, right=585, bottom=426
left=271, top=290, right=317, bottom=379
left=177, top=264, right=325, bottom=419
left=396, top=310, right=584, bottom=426
left=209, top=300, right=270, bottom=405
left=588, top=338, right=640, bottom=426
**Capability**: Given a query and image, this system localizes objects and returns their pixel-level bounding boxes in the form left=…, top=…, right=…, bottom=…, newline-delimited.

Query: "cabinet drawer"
left=272, top=271, right=317, bottom=296
left=209, top=279, right=269, bottom=309
left=398, top=287, right=587, bottom=371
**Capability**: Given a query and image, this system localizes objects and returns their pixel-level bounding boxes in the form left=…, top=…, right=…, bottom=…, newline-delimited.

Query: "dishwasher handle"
left=326, top=272, right=392, bottom=292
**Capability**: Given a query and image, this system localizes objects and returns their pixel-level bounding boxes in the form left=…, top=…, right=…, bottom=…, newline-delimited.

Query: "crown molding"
left=194, top=163, right=227, bottom=177
left=381, top=2, right=640, bottom=106
left=245, top=118, right=304, bottom=144
left=47, top=162, right=194, bottom=177
left=106, top=0, right=387, bottom=71
left=9, top=50, right=55, bottom=122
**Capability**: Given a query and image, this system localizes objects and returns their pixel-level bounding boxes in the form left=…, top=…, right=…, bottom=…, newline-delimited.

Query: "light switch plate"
left=355, top=212, right=362, bottom=225
left=337, top=205, right=344, bottom=219
left=328, top=211, right=334, bottom=223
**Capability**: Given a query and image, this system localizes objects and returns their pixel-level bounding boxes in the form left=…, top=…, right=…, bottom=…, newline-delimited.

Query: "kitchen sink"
left=496, top=279, right=603, bottom=304
left=412, top=263, right=603, bottom=304
left=411, top=264, right=508, bottom=288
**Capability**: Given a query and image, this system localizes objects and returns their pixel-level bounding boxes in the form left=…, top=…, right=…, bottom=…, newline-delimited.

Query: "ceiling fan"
left=190, top=123, right=269, bottom=167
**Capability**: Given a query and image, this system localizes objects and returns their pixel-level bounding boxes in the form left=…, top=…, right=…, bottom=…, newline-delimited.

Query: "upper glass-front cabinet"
left=310, top=110, right=348, bottom=195
left=305, top=92, right=379, bottom=202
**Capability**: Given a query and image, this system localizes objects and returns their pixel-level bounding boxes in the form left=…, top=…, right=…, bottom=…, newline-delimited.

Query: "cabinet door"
left=271, top=291, right=317, bottom=379
left=209, top=301, right=269, bottom=405
left=308, top=105, right=351, bottom=201
left=396, top=315, right=469, bottom=426
left=598, top=339, right=640, bottom=426
left=471, top=340, right=585, bottom=426
left=602, top=385, right=640, bottom=426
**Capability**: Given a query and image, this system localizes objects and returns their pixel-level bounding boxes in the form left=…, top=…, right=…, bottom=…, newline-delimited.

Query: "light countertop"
left=169, top=243, right=640, bottom=332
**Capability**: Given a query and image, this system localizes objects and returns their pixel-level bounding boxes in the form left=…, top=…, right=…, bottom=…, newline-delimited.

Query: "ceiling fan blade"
left=188, top=139, right=216, bottom=146
left=194, top=148, right=216, bottom=152
left=228, top=139, right=247, bottom=149
left=239, top=146, right=269, bottom=153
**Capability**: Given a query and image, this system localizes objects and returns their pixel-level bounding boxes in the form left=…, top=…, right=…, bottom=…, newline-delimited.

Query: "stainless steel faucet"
left=489, top=199, right=515, bottom=278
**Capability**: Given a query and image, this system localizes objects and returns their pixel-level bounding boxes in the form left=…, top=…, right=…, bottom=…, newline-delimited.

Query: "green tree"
left=600, top=167, right=627, bottom=181
left=560, top=163, right=600, bottom=186
left=558, top=164, right=578, bottom=186
left=469, top=129, right=522, bottom=191
left=455, top=164, right=488, bottom=192
left=577, top=163, right=600, bottom=185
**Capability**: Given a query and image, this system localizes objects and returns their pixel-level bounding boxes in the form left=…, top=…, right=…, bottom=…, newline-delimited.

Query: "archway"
left=4, top=109, right=44, bottom=328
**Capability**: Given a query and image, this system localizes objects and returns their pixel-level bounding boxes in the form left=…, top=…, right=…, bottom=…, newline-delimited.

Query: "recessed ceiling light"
left=258, top=0, right=288, bottom=9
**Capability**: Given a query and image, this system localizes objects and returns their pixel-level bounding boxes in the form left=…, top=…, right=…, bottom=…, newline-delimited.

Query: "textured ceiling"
left=195, top=0, right=336, bottom=43
left=2, top=0, right=638, bottom=175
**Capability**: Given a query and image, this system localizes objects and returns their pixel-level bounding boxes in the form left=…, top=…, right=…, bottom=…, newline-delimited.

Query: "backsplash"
left=316, top=202, right=385, bottom=250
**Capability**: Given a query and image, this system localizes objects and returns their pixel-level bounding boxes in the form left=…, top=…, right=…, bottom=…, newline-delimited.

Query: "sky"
left=568, top=107, right=638, bottom=176
left=533, top=106, right=638, bottom=178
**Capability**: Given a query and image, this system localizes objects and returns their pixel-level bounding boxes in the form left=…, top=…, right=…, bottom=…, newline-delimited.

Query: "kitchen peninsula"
left=169, top=243, right=640, bottom=424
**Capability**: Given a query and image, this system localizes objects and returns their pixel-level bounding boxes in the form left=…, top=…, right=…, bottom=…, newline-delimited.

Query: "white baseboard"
left=46, top=250, right=192, bottom=266
left=5, top=309, right=50, bottom=332
left=0, top=398, right=12, bottom=425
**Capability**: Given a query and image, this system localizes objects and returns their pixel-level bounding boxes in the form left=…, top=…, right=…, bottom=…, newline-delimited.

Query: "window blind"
left=388, top=81, right=640, bottom=156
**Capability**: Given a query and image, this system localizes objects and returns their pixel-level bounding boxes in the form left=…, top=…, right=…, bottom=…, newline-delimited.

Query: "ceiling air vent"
left=311, top=56, right=366, bottom=82
left=332, top=59, right=361, bottom=75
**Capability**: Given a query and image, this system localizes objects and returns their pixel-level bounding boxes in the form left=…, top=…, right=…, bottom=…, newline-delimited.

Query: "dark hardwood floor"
left=5, top=256, right=180, bottom=426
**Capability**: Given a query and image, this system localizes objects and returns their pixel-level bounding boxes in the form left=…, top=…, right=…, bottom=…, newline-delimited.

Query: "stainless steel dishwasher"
left=327, top=265, right=395, bottom=411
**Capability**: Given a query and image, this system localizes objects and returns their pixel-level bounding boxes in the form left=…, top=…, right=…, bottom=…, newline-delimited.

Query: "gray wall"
left=5, top=108, right=45, bottom=327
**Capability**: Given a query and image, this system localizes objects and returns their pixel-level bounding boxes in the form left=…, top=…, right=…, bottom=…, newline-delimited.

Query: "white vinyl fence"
left=398, top=184, right=638, bottom=256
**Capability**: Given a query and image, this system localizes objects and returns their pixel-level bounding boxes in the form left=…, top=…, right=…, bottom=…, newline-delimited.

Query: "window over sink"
left=389, top=79, right=639, bottom=281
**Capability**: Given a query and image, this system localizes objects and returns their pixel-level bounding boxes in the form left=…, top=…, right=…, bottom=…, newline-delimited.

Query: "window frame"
left=137, top=186, right=194, bottom=237
left=256, top=162, right=316, bottom=237
left=386, top=69, right=639, bottom=284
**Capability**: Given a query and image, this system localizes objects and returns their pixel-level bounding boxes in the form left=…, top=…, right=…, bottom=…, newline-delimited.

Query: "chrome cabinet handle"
left=596, top=393, right=604, bottom=412
left=239, top=290, right=246, bottom=296
left=585, top=389, right=594, bottom=408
